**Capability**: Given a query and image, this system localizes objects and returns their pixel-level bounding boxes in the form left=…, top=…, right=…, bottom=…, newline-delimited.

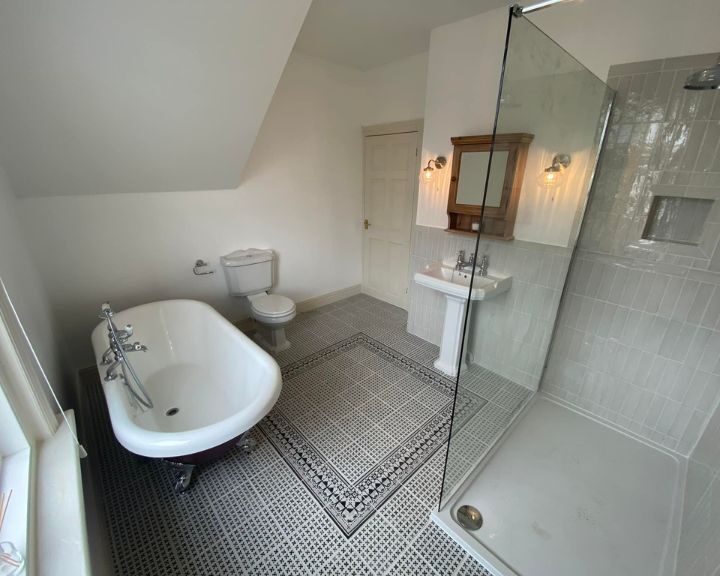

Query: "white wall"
left=0, top=166, right=66, bottom=406
left=362, top=52, right=428, bottom=125
left=417, top=10, right=505, bottom=230
left=419, top=6, right=610, bottom=247
left=416, top=1, right=720, bottom=237
left=528, top=0, right=720, bottom=81
left=17, top=51, right=428, bottom=371
left=0, top=0, right=311, bottom=198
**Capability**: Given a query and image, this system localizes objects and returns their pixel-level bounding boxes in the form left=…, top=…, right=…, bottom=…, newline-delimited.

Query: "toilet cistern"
left=220, top=248, right=296, bottom=354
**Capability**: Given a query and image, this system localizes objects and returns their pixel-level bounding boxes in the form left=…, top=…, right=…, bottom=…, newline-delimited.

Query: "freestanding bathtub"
left=91, top=299, right=282, bottom=491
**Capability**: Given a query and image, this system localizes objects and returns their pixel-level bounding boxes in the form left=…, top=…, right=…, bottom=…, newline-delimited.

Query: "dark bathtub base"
left=159, top=430, right=256, bottom=493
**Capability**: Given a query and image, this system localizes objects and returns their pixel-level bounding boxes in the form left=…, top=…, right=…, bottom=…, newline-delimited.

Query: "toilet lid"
left=251, top=294, right=295, bottom=317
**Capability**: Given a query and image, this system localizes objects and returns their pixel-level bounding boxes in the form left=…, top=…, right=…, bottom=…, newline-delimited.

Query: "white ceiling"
left=0, top=0, right=311, bottom=197
left=294, top=0, right=509, bottom=70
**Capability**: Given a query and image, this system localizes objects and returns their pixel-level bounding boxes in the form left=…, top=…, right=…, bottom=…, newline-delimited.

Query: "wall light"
left=539, top=153, right=571, bottom=188
left=423, top=156, right=447, bottom=181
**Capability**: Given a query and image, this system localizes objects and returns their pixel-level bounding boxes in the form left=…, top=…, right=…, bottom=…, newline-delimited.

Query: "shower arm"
left=512, top=0, right=569, bottom=17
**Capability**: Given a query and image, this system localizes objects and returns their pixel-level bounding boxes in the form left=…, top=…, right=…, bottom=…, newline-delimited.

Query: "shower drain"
left=456, top=505, right=483, bottom=530
left=166, top=407, right=179, bottom=416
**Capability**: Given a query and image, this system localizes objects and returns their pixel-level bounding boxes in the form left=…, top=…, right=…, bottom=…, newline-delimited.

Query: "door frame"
left=361, top=119, right=423, bottom=310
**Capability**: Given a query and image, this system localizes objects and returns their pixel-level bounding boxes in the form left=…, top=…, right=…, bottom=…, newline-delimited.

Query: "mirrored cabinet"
left=446, top=133, right=533, bottom=240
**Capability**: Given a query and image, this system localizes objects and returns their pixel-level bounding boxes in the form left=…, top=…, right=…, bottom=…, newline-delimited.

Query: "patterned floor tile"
left=378, top=487, right=431, bottom=539
left=319, top=543, right=377, bottom=576
left=337, top=408, right=376, bottom=439
left=286, top=509, right=346, bottom=572
left=413, top=522, right=467, bottom=575
left=260, top=333, right=483, bottom=536
left=386, top=547, right=438, bottom=576
left=351, top=514, right=410, bottom=573
left=85, top=294, right=529, bottom=575
left=378, top=411, right=418, bottom=443
left=331, top=442, right=378, bottom=484
left=455, top=557, right=494, bottom=576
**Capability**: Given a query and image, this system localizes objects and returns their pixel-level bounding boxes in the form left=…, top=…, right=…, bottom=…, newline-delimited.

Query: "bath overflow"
left=166, top=407, right=180, bottom=416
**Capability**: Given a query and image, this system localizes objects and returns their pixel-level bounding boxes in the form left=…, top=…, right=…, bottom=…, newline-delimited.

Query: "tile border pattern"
left=260, top=332, right=487, bottom=536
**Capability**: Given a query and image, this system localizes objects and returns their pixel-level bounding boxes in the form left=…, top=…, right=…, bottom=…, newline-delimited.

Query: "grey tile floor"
left=85, top=294, right=531, bottom=575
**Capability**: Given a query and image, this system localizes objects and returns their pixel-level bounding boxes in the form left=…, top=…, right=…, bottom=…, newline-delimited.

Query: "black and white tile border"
left=260, top=333, right=487, bottom=536
left=83, top=294, right=522, bottom=574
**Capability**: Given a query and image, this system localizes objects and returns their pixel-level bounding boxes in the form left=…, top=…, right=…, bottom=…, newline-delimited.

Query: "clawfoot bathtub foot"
left=236, top=431, right=257, bottom=453
left=165, top=461, right=196, bottom=493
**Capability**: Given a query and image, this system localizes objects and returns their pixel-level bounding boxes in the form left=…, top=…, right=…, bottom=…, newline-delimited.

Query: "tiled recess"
left=544, top=53, right=720, bottom=455
left=83, top=294, right=510, bottom=575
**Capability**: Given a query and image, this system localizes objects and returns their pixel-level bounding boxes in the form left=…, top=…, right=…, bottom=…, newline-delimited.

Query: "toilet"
left=221, top=248, right=296, bottom=353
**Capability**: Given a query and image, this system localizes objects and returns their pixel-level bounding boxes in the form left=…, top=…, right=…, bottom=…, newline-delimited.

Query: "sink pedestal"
left=433, top=294, right=468, bottom=378
left=414, top=261, right=512, bottom=379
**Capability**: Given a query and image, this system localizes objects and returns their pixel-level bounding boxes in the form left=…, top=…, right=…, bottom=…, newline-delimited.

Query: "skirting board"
left=234, top=284, right=362, bottom=333
left=295, top=284, right=361, bottom=313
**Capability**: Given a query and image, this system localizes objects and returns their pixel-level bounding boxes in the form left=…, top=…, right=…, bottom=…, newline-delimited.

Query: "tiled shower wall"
left=677, top=401, right=720, bottom=576
left=543, top=53, right=720, bottom=454
left=407, top=225, right=571, bottom=389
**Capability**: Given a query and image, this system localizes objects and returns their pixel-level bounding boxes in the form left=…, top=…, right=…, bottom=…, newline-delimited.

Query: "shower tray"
left=433, top=394, right=684, bottom=576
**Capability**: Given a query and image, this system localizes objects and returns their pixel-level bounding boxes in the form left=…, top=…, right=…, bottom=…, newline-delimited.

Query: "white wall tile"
left=546, top=244, right=720, bottom=454
left=407, top=225, right=568, bottom=390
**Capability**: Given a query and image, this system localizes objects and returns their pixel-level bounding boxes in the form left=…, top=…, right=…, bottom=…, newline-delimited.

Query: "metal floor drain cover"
left=166, top=407, right=179, bottom=416
left=456, top=505, right=483, bottom=530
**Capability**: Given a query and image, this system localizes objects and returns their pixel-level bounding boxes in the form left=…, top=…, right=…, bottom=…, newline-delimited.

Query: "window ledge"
left=37, top=410, right=91, bottom=576
left=0, top=447, right=30, bottom=562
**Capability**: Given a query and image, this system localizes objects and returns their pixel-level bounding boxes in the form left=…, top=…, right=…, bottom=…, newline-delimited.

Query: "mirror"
left=456, top=150, right=509, bottom=207
left=446, top=133, right=533, bottom=240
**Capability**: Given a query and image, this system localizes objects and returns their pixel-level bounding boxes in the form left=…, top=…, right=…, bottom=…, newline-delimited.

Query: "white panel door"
left=362, top=131, right=418, bottom=309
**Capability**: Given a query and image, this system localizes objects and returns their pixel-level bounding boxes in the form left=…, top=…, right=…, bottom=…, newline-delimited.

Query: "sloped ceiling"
left=0, top=0, right=311, bottom=197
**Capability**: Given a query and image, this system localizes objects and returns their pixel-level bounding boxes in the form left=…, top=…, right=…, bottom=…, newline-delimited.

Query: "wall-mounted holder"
left=193, top=259, right=215, bottom=276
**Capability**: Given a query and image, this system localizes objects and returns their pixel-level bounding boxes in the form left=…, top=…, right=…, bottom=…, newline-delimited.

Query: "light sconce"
left=423, top=156, right=447, bottom=181
left=539, top=153, right=571, bottom=188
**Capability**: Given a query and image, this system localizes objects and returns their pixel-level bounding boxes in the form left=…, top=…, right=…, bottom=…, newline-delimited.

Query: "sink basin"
left=413, top=260, right=512, bottom=377
left=414, top=261, right=512, bottom=301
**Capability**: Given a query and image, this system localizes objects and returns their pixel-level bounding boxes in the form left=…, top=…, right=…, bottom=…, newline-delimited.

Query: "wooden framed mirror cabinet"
left=446, top=132, right=533, bottom=240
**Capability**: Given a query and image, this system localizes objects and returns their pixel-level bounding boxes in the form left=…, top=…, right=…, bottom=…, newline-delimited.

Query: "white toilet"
left=221, top=248, right=296, bottom=353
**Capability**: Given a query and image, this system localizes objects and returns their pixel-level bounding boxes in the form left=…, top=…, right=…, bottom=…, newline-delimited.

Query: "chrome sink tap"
left=478, top=254, right=489, bottom=277
left=455, top=250, right=475, bottom=271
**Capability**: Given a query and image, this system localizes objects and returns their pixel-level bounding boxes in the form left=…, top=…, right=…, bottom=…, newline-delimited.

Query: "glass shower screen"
left=439, top=10, right=614, bottom=508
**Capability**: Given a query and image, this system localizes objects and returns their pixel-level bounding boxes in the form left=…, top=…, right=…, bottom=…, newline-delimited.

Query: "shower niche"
left=642, top=195, right=714, bottom=246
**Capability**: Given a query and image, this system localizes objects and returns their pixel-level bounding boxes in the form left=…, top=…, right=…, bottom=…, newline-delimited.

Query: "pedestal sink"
left=414, top=260, right=512, bottom=377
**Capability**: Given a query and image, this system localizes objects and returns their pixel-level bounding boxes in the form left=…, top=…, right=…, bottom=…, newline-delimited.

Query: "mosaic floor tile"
left=84, top=294, right=528, bottom=575
left=261, top=333, right=486, bottom=536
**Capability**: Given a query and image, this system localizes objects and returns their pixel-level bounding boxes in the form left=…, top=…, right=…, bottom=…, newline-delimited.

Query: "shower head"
left=684, top=56, right=720, bottom=90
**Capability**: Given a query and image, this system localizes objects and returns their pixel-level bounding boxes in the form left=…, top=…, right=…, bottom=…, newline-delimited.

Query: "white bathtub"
left=91, top=299, right=282, bottom=460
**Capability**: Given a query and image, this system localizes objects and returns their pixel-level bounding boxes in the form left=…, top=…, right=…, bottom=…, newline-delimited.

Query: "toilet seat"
left=249, top=294, right=296, bottom=319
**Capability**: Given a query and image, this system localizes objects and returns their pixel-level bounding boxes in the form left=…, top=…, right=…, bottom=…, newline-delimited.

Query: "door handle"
left=364, top=219, right=370, bottom=230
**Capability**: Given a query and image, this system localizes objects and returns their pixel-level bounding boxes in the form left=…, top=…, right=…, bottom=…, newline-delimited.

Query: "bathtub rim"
left=91, top=299, right=282, bottom=459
